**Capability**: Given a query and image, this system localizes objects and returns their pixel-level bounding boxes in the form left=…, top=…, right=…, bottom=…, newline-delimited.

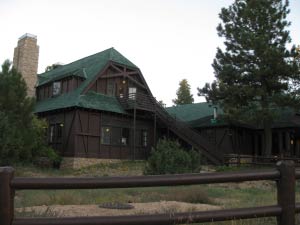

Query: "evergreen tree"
left=173, top=79, right=194, bottom=105
left=198, top=0, right=300, bottom=156
left=0, top=60, right=57, bottom=165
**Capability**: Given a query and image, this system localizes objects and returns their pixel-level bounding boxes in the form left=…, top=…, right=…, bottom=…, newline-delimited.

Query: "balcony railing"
left=117, top=93, right=155, bottom=111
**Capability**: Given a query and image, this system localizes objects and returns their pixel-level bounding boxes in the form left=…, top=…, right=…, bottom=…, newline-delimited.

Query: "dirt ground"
left=16, top=201, right=221, bottom=217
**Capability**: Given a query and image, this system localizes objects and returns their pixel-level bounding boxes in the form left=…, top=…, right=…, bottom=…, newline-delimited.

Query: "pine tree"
left=0, top=60, right=56, bottom=165
left=173, top=79, right=194, bottom=105
left=198, top=0, right=300, bottom=156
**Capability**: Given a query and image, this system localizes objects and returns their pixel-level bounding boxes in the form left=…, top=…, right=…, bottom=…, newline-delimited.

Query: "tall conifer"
left=198, top=0, right=300, bottom=155
left=173, top=79, right=194, bottom=105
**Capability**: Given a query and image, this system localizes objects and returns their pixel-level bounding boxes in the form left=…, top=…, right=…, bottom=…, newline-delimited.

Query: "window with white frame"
left=52, top=81, right=61, bottom=96
left=128, top=87, right=137, bottom=100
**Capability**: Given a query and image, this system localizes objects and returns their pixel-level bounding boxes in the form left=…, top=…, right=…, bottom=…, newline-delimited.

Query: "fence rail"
left=225, top=154, right=300, bottom=166
left=0, top=161, right=298, bottom=225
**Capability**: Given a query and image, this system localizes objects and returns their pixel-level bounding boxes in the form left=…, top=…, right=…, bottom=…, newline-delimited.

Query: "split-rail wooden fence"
left=0, top=161, right=299, bottom=225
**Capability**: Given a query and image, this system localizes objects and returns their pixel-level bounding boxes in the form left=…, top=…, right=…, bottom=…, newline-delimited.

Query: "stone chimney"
left=13, top=33, right=39, bottom=97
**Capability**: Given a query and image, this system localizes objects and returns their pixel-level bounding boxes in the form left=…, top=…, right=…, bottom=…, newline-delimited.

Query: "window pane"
left=56, top=124, right=62, bottom=142
left=49, top=125, right=55, bottom=143
left=122, top=128, right=130, bottom=146
left=129, top=87, right=136, bottom=100
left=53, top=82, right=61, bottom=96
left=101, top=127, right=111, bottom=144
left=142, top=130, right=148, bottom=147
left=112, top=127, right=121, bottom=145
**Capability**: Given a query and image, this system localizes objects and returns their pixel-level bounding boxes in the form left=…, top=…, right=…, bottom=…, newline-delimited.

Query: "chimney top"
left=19, top=33, right=37, bottom=40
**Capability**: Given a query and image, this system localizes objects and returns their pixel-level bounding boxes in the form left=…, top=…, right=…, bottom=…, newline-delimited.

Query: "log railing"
left=0, top=161, right=299, bottom=225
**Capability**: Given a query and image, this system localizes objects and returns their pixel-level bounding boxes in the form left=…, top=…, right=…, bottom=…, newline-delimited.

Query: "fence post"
left=276, top=161, right=295, bottom=225
left=0, top=167, right=14, bottom=225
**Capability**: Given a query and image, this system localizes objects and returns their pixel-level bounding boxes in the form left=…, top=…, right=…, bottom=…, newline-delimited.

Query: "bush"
left=144, top=139, right=201, bottom=175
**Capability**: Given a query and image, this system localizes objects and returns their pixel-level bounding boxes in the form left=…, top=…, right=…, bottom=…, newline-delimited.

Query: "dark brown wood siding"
left=37, top=109, right=77, bottom=157
left=36, top=77, right=84, bottom=101
left=195, top=126, right=254, bottom=155
left=72, top=109, right=153, bottom=159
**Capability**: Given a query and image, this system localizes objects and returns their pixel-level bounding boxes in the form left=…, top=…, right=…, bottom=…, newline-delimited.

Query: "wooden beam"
left=101, top=71, right=139, bottom=79
left=82, top=62, right=111, bottom=94
left=127, top=75, right=146, bottom=89
left=101, top=73, right=125, bottom=79
left=110, top=63, right=124, bottom=73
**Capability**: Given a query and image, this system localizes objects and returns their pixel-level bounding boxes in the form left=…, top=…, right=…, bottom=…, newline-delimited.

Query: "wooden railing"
left=225, top=154, right=300, bottom=166
left=117, top=93, right=155, bottom=111
left=117, top=93, right=224, bottom=164
left=0, top=161, right=299, bottom=225
left=152, top=97, right=224, bottom=165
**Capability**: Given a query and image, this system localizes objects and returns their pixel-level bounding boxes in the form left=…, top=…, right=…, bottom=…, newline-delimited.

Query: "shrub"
left=144, top=139, right=201, bottom=175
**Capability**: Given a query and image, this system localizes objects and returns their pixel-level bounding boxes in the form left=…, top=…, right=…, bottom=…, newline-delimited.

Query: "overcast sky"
left=1, top=0, right=299, bottom=106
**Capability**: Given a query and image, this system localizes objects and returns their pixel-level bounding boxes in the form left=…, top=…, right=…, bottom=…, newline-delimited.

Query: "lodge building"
left=12, top=34, right=300, bottom=167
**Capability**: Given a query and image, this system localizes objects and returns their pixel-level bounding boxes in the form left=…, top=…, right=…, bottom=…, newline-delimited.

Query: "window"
left=101, top=127, right=111, bottom=144
left=52, top=81, right=61, bottom=96
left=142, top=130, right=148, bottom=147
left=121, top=128, right=130, bottom=146
left=49, top=125, right=55, bottom=143
left=107, top=80, right=115, bottom=96
left=128, top=87, right=137, bottom=100
left=49, top=123, right=63, bottom=143
left=112, top=127, right=121, bottom=145
left=101, top=126, right=130, bottom=146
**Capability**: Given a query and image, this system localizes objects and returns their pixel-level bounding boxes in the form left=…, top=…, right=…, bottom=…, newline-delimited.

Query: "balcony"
left=117, top=93, right=155, bottom=111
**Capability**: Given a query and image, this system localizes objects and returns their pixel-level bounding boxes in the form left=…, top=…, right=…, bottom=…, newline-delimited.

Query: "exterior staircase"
left=117, top=93, right=224, bottom=165
left=153, top=99, right=223, bottom=165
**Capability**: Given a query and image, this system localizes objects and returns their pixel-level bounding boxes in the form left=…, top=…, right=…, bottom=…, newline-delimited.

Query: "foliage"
left=158, top=100, right=166, bottom=108
left=198, top=0, right=300, bottom=155
left=172, top=79, right=194, bottom=105
left=0, top=60, right=57, bottom=165
left=144, top=139, right=201, bottom=175
left=45, top=63, right=62, bottom=72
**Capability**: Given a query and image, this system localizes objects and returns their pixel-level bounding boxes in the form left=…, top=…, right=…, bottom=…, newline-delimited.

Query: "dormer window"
left=52, top=81, right=61, bottom=96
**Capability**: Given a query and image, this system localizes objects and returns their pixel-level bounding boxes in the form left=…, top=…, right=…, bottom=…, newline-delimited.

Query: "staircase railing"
left=152, top=98, right=223, bottom=165
left=117, top=93, right=224, bottom=165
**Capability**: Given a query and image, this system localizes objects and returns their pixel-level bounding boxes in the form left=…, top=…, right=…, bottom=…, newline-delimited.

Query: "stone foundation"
left=60, top=157, right=122, bottom=169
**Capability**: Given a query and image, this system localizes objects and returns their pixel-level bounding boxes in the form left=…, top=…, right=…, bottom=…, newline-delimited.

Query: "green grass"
left=15, top=185, right=213, bottom=208
left=14, top=160, right=146, bottom=177
left=12, top=162, right=300, bottom=225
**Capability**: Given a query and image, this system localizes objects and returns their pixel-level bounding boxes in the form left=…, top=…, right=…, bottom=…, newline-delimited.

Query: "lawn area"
left=12, top=161, right=300, bottom=225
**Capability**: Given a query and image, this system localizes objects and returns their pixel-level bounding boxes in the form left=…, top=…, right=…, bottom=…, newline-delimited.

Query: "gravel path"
left=16, top=201, right=221, bottom=217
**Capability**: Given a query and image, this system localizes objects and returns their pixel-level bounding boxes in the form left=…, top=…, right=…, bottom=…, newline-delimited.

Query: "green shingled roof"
left=166, top=103, right=300, bottom=129
left=35, top=48, right=137, bottom=113
left=166, top=103, right=223, bottom=122
left=35, top=91, right=127, bottom=114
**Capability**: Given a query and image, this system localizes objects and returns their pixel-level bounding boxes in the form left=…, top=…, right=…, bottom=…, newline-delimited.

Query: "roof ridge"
left=38, top=47, right=114, bottom=76
left=167, top=102, right=210, bottom=109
